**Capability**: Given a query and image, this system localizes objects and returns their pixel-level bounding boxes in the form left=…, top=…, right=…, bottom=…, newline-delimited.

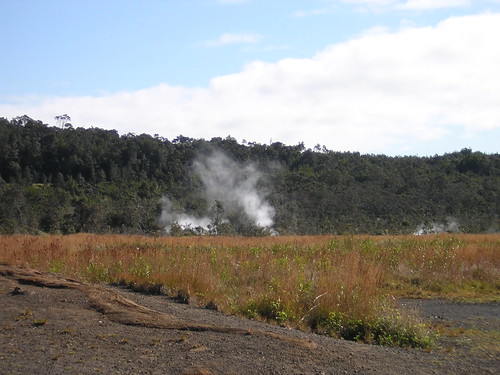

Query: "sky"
left=1, top=0, right=500, bottom=156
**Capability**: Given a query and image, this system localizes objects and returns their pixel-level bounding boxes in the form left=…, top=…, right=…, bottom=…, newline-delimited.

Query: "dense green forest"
left=0, top=116, right=498, bottom=235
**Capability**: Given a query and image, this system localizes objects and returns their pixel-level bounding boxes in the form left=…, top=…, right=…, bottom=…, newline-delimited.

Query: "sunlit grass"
left=1, top=233, right=498, bottom=348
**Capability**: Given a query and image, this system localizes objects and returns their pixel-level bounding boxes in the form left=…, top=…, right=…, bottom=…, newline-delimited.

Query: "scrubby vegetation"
left=1, top=233, right=498, bottom=348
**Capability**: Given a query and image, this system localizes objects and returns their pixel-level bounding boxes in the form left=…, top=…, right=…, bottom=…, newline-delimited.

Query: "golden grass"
left=1, top=233, right=498, bottom=347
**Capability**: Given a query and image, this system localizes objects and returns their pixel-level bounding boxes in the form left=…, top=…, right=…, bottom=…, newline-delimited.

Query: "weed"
left=310, top=309, right=435, bottom=348
left=33, top=319, right=48, bottom=326
left=432, top=322, right=466, bottom=338
left=48, top=259, right=65, bottom=273
left=15, top=309, right=33, bottom=321
left=150, top=338, right=162, bottom=346
left=243, top=297, right=294, bottom=324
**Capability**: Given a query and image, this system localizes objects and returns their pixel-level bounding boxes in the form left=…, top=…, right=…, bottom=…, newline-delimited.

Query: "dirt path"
left=1, top=265, right=498, bottom=374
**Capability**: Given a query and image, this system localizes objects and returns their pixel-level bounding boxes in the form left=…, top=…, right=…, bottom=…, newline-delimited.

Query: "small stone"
left=10, top=287, right=25, bottom=296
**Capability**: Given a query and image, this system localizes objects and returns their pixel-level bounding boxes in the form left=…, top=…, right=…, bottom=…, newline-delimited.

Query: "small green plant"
left=150, top=338, right=162, bottom=346
left=48, top=259, right=65, bottom=273
left=243, top=298, right=294, bottom=324
left=33, top=319, right=48, bottom=327
left=15, top=309, right=33, bottom=321
left=85, top=261, right=110, bottom=283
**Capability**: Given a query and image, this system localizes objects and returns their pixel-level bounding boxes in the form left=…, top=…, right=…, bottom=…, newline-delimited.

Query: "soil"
left=1, top=265, right=498, bottom=375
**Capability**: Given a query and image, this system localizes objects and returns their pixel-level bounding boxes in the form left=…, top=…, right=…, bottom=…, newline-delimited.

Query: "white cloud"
left=396, top=0, right=470, bottom=10
left=2, top=13, right=500, bottom=155
left=339, top=0, right=472, bottom=11
left=341, top=0, right=397, bottom=4
left=335, top=0, right=395, bottom=14
left=205, top=33, right=262, bottom=46
left=292, top=8, right=332, bottom=17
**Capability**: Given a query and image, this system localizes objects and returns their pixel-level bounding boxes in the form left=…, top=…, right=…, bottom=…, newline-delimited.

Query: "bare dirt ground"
left=1, top=265, right=498, bottom=375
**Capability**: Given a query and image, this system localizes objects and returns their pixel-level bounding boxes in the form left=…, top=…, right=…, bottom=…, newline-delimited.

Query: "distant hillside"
left=1, top=116, right=498, bottom=235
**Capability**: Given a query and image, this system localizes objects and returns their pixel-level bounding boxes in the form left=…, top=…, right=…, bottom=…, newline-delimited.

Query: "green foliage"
left=310, top=309, right=434, bottom=348
left=85, top=261, right=111, bottom=283
left=0, top=116, right=498, bottom=235
left=48, top=259, right=65, bottom=273
left=243, top=298, right=294, bottom=324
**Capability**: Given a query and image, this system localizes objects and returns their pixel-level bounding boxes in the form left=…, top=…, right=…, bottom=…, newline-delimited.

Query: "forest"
left=0, top=115, right=498, bottom=236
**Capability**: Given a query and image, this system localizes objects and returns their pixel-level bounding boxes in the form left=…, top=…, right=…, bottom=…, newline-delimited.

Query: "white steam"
left=193, top=151, right=274, bottom=227
left=160, top=150, right=275, bottom=233
left=413, top=217, right=460, bottom=235
left=159, top=197, right=211, bottom=233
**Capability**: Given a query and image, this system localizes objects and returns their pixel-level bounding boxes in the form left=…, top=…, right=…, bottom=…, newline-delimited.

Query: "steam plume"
left=413, top=217, right=460, bottom=235
left=160, top=150, right=275, bottom=233
left=159, top=197, right=211, bottom=233
left=193, top=151, right=274, bottom=227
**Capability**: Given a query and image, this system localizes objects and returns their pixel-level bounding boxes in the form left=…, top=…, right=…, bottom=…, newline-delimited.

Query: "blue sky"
left=1, top=0, right=500, bottom=156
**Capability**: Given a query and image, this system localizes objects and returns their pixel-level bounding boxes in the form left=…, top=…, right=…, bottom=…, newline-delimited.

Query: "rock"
left=10, top=286, right=25, bottom=295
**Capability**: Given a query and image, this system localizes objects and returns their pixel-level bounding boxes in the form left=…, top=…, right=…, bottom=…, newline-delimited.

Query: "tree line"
left=0, top=116, right=498, bottom=235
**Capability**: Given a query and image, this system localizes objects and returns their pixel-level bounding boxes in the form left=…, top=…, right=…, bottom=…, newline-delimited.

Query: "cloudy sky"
left=1, top=0, right=499, bottom=156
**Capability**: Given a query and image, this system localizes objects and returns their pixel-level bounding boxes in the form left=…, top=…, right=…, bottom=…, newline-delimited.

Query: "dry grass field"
left=1, top=233, right=498, bottom=348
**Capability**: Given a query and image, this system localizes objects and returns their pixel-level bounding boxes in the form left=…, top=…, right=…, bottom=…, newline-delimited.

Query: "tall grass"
left=1, top=233, right=498, bottom=347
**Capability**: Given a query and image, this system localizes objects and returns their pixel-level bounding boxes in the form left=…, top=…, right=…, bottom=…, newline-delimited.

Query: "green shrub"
left=310, top=309, right=434, bottom=348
